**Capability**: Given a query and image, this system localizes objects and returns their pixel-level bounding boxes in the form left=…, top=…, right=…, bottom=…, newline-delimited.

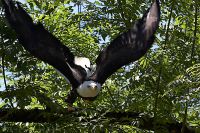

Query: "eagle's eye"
left=87, top=85, right=91, bottom=88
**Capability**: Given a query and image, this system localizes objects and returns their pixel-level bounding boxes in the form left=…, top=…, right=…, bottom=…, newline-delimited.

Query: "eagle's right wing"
left=1, top=0, right=87, bottom=89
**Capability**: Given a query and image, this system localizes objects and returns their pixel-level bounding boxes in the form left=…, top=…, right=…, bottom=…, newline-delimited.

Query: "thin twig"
left=117, top=0, right=128, bottom=27
left=154, top=2, right=174, bottom=130
left=2, top=55, right=7, bottom=91
left=1, top=53, right=14, bottom=108
left=164, top=3, right=173, bottom=46
left=190, top=0, right=198, bottom=62
left=0, top=26, right=14, bottom=107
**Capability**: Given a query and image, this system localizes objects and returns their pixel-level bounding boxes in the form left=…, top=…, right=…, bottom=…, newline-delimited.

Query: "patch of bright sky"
left=0, top=72, right=13, bottom=91
left=18, top=0, right=25, bottom=3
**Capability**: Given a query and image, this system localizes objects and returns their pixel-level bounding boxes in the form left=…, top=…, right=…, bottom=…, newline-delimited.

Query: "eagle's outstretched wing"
left=1, top=0, right=87, bottom=89
left=90, top=0, right=160, bottom=84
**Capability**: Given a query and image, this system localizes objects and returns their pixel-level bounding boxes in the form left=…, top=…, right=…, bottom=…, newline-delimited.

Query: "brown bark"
left=0, top=108, right=197, bottom=133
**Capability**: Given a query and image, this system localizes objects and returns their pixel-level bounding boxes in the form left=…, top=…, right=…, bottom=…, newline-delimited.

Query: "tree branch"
left=0, top=108, right=197, bottom=132
left=1, top=42, right=14, bottom=108
left=190, top=0, right=198, bottom=62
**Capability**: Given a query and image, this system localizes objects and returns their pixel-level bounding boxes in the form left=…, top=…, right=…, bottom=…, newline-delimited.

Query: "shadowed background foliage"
left=0, top=0, right=199, bottom=132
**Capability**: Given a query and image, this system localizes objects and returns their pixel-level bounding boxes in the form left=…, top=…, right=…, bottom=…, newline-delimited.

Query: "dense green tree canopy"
left=0, top=0, right=199, bottom=132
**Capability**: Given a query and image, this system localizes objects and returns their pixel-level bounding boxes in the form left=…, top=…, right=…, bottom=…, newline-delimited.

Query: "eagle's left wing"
left=90, top=0, right=160, bottom=85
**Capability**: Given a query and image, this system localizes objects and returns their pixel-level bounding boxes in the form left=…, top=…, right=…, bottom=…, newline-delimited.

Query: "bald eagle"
left=1, top=0, right=160, bottom=109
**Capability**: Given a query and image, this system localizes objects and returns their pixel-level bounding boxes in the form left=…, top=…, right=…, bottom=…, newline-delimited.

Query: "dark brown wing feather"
left=90, top=0, right=160, bottom=84
left=1, top=0, right=86, bottom=88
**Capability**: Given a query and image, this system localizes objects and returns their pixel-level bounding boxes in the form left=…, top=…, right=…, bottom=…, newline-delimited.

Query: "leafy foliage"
left=0, top=0, right=200, bottom=132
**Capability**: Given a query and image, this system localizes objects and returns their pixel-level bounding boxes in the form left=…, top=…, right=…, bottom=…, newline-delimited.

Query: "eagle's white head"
left=77, top=81, right=101, bottom=97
